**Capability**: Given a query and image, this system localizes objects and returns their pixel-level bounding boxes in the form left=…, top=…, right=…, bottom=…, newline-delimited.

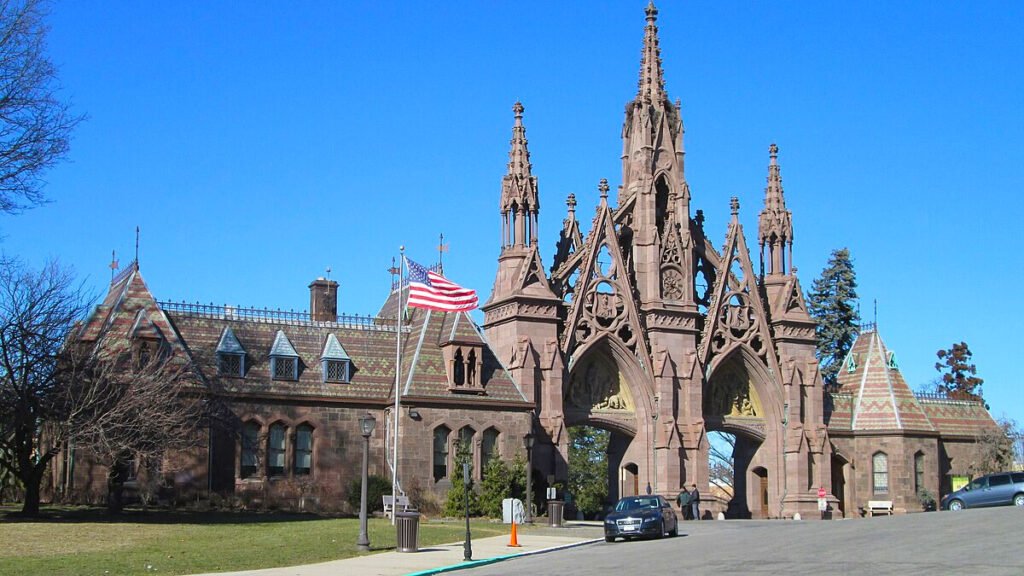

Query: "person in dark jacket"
left=690, top=484, right=701, bottom=520
left=676, top=487, right=692, bottom=520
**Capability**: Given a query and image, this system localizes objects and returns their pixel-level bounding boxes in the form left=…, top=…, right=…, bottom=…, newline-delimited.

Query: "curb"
left=404, top=538, right=604, bottom=576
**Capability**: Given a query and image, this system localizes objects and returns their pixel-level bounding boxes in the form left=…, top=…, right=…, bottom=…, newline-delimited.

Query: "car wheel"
left=658, top=520, right=666, bottom=538
left=948, top=499, right=964, bottom=511
left=605, top=535, right=615, bottom=543
left=1014, top=494, right=1024, bottom=507
left=669, top=521, right=678, bottom=537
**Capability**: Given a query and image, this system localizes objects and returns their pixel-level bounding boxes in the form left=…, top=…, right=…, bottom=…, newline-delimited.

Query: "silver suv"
left=941, top=472, right=1024, bottom=511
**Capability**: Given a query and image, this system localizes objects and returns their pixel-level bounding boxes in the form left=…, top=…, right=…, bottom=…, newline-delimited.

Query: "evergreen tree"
left=442, top=440, right=480, bottom=517
left=568, top=425, right=609, bottom=518
left=935, top=341, right=986, bottom=407
left=478, top=455, right=526, bottom=518
left=807, top=248, right=860, bottom=388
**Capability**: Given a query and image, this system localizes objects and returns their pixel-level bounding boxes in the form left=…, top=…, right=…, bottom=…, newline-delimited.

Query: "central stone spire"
left=637, top=1, right=667, bottom=105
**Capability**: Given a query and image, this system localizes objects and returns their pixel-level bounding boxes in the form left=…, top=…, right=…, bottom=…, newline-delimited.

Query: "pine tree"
left=442, top=440, right=480, bottom=517
left=807, top=248, right=860, bottom=388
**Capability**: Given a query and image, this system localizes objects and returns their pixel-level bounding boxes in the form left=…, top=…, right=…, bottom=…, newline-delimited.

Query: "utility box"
left=502, top=498, right=525, bottom=524
left=395, top=511, right=420, bottom=553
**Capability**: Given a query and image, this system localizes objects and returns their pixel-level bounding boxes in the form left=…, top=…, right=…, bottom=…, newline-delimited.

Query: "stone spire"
left=637, top=1, right=667, bottom=105
left=758, top=143, right=793, bottom=276
left=500, top=101, right=540, bottom=250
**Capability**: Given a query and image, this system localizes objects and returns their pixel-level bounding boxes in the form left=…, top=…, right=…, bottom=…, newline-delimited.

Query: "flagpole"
left=392, top=246, right=405, bottom=525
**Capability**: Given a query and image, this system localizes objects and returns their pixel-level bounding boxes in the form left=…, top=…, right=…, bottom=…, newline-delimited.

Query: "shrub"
left=443, top=441, right=480, bottom=517
left=478, top=456, right=526, bottom=518
left=347, top=474, right=391, bottom=513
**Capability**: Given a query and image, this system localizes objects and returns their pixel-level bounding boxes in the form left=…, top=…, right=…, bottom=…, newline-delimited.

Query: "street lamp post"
left=357, top=412, right=377, bottom=552
left=463, top=462, right=472, bottom=562
left=524, top=433, right=534, bottom=523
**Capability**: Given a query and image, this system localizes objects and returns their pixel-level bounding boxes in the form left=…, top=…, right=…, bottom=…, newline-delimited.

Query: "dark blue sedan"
left=603, top=495, right=679, bottom=542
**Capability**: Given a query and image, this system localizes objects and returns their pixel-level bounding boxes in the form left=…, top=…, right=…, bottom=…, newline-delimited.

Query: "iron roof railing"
left=157, top=300, right=408, bottom=332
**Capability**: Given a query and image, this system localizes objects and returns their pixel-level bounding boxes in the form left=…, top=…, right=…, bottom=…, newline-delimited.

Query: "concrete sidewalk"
left=188, top=524, right=603, bottom=576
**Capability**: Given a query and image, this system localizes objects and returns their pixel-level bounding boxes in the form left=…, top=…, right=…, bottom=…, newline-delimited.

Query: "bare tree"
left=967, top=418, right=1017, bottom=477
left=57, top=339, right=208, bottom=513
left=708, top=431, right=735, bottom=498
left=0, top=0, right=85, bottom=214
left=0, top=258, right=206, bottom=515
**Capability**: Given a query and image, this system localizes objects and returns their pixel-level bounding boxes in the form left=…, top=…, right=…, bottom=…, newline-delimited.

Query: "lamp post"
left=463, top=462, right=472, bottom=562
left=524, top=433, right=534, bottom=523
left=357, top=412, right=376, bottom=552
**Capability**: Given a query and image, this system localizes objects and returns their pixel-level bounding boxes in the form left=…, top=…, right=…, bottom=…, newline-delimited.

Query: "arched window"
left=872, top=452, right=888, bottom=494
left=433, top=426, right=450, bottom=482
left=914, top=452, right=925, bottom=494
left=458, top=426, right=476, bottom=476
left=481, top=428, right=499, bottom=477
left=453, top=348, right=465, bottom=386
left=240, top=422, right=260, bottom=479
left=267, top=423, right=287, bottom=477
left=294, top=424, right=314, bottom=476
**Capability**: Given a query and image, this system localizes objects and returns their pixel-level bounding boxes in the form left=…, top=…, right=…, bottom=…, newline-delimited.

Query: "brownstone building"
left=54, top=2, right=998, bottom=517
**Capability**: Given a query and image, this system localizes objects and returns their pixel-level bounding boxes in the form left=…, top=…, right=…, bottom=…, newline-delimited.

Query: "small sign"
left=547, top=487, right=557, bottom=500
left=817, top=486, right=827, bottom=499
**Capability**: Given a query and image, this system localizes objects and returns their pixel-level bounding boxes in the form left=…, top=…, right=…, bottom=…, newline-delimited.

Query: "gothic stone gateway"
left=55, top=2, right=998, bottom=519
left=482, top=3, right=830, bottom=519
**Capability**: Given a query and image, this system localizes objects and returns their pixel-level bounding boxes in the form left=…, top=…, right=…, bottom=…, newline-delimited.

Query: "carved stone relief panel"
left=564, top=353, right=634, bottom=412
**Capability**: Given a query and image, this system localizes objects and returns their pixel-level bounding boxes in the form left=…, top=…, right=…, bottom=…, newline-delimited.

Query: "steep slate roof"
left=833, top=327, right=934, bottom=433
left=918, top=396, right=998, bottom=437
left=81, top=271, right=527, bottom=407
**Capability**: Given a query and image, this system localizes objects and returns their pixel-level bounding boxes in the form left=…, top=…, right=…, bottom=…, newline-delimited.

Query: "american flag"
left=406, top=258, right=478, bottom=312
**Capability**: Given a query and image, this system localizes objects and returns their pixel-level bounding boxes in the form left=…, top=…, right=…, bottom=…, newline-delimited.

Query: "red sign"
left=817, top=487, right=827, bottom=499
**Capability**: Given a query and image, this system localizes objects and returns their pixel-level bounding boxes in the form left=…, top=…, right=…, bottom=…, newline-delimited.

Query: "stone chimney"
left=309, top=277, right=339, bottom=322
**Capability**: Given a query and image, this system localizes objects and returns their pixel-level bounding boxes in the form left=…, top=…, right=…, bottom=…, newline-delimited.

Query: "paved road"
left=461, top=507, right=1023, bottom=576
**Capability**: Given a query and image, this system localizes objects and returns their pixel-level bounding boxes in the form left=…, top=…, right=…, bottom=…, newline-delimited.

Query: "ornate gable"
left=561, top=180, right=651, bottom=373
left=699, top=198, right=780, bottom=378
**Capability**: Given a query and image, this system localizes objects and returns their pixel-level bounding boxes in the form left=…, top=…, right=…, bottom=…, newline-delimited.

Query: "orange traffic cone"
left=507, top=520, right=521, bottom=547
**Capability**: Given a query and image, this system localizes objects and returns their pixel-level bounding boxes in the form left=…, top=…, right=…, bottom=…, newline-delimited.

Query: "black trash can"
left=547, top=500, right=564, bottom=527
left=395, top=511, right=420, bottom=553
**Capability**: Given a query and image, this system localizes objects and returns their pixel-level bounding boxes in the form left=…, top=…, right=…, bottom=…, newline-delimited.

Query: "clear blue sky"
left=2, top=1, right=1021, bottom=424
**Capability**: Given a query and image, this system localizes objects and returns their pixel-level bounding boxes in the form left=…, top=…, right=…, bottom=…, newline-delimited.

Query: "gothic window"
left=267, top=423, right=287, bottom=477
left=481, top=428, right=499, bottom=477
left=453, top=348, right=465, bottom=386
left=294, top=424, right=313, bottom=476
left=845, top=354, right=858, bottom=373
left=872, top=452, right=888, bottom=494
left=467, top=349, right=477, bottom=387
left=914, top=452, right=925, bottom=494
left=240, top=422, right=260, bottom=479
left=807, top=451, right=814, bottom=490
left=433, top=426, right=450, bottom=482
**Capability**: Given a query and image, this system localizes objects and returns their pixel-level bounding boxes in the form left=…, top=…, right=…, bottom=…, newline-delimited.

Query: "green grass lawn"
left=0, top=507, right=509, bottom=576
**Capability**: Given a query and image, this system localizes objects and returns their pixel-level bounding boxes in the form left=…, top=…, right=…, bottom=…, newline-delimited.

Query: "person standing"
left=676, top=487, right=692, bottom=520
left=690, top=484, right=701, bottom=521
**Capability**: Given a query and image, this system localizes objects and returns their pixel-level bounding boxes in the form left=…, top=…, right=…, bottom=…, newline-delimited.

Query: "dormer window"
left=844, top=353, right=858, bottom=373
left=216, top=327, right=246, bottom=377
left=321, top=333, right=351, bottom=383
left=443, top=344, right=484, bottom=393
left=269, top=330, right=300, bottom=381
left=886, top=351, right=898, bottom=370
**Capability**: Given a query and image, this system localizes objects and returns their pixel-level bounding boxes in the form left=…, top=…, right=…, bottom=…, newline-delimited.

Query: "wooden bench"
left=382, top=495, right=412, bottom=517
left=866, top=500, right=893, bottom=516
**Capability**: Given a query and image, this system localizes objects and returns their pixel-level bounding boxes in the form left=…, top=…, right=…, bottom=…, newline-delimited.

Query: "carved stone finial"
left=566, top=193, right=577, bottom=214
left=769, top=142, right=778, bottom=163
left=513, top=101, right=524, bottom=118
left=646, top=1, right=658, bottom=22
left=598, top=179, right=610, bottom=199
left=730, top=197, right=740, bottom=216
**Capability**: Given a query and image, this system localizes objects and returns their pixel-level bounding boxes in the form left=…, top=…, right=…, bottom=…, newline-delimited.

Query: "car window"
left=968, top=477, right=988, bottom=490
left=1012, top=473, right=1024, bottom=484
left=989, top=474, right=1011, bottom=487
